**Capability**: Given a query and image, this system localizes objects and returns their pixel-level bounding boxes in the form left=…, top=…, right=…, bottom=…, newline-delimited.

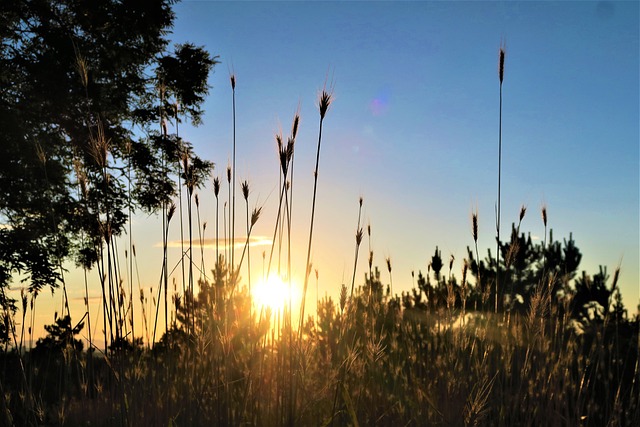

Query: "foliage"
left=0, top=0, right=217, bottom=302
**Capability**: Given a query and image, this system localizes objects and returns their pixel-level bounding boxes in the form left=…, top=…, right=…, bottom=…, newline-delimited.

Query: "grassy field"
left=1, top=76, right=638, bottom=426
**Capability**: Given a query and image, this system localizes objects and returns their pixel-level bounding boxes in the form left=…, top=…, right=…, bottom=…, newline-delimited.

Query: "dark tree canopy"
left=0, top=0, right=217, bottom=301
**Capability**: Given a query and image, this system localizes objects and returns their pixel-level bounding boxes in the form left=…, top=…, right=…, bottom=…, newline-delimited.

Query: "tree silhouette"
left=0, top=1, right=217, bottom=315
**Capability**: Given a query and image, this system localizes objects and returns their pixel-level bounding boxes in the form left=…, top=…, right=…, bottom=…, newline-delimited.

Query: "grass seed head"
left=226, top=165, right=232, bottom=183
left=319, top=88, right=333, bottom=120
left=472, top=211, right=479, bottom=243
left=541, top=204, right=548, bottom=227
left=35, top=143, right=46, bottom=166
left=339, top=284, right=347, bottom=312
left=213, top=177, right=220, bottom=197
left=279, top=147, right=288, bottom=176
left=462, top=260, right=468, bottom=289
left=519, top=205, right=527, bottom=223
left=498, top=43, right=506, bottom=84
left=242, top=180, right=250, bottom=201
left=386, top=256, right=392, bottom=273
left=250, top=206, right=262, bottom=227
left=611, top=267, right=620, bottom=292
left=167, top=202, right=176, bottom=223
left=291, top=113, right=300, bottom=140
left=230, top=73, right=236, bottom=90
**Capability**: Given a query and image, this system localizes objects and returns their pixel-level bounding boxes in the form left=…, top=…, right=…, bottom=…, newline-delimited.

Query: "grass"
left=1, top=67, right=639, bottom=427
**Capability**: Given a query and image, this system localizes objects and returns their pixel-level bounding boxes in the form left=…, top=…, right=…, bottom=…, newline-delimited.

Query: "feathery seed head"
left=279, top=147, right=288, bottom=176
left=230, top=74, right=236, bottom=90
left=519, top=205, right=527, bottom=223
left=35, top=143, right=46, bottom=166
left=369, top=250, right=373, bottom=269
left=319, top=88, right=333, bottom=120
left=449, top=254, right=455, bottom=271
left=499, top=43, right=506, bottom=84
left=286, top=137, right=295, bottom=162
left=462, top=260, right=469, bottom=288
left=291, top=113, right=300, bottom=140
left=73, top=159, right=88, bottom=197
left=213, top=177, right=220, bottom=197
left=339, top=284, right=347, bottom=312
left=226, top=165, right=231, bottom=183
left=182, top=155, right=189, bottom=175
left=541, top=204, right=548, bottom=227
left=386, top=257, right=392, bottom=273
left=611, top=267, right=620, bottom=292
left=251, top=206, right=262, bottom=227
left=472, top=211, right=479, bottom=243
left=367, top=222, right=371, bottom=237
left=167, top=202, right=176, bottom=222
left=356, top=228, right=364, bottom=246
left=195, top=193, right=200, bottom=208
left=241, top=180, right=250, bottom=201
left=90, top=121, right=109, bottom=168
left=359, top=196, right=363, bottom=207
left=76, top=54, right=88, bottom=89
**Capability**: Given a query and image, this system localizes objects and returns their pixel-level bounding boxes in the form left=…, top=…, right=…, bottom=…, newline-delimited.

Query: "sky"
left=15, top=1, right=639, bottom=346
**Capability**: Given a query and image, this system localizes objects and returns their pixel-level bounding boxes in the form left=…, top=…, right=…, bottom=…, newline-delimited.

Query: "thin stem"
left=496, top=79, right=503, bottom=314
left=300, top=115, right=325, bottom=335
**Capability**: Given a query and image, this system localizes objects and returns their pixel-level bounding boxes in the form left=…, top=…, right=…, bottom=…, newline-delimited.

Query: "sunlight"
left=252, top=275, right=300, bottom=314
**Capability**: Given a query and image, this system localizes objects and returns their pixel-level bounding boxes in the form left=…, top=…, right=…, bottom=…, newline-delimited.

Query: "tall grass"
left=1, top=68, right=638, bottom=427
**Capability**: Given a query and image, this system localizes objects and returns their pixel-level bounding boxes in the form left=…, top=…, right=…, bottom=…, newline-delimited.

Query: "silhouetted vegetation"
left=1, top=1, right=638, bottom=426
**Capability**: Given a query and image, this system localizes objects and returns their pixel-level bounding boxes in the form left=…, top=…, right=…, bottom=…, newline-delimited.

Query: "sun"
left=252, top=275, right=299, bottom=314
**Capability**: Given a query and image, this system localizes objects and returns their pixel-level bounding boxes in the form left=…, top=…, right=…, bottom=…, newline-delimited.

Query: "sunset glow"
left=252, top=275, right=300, bottom=315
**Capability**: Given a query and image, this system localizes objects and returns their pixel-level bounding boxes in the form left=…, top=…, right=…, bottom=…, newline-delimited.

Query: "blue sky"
left=153, top=0, right=638, bottom=310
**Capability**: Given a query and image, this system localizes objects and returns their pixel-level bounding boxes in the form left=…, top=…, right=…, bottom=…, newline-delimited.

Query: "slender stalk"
left=160, top=86, right=169, bottom=338
left=126, top=141, right=134, bottom=344
left=175, top=104, right=188, bottom=334
left=495, top=44, right=505, bottom=314
left=230, top=74, right=237, bottom=280
left=300, top=87, right=332, bottom=334
left=242, top=181, right=251, bottom=318
left=214, top=177, right=220, bottom=271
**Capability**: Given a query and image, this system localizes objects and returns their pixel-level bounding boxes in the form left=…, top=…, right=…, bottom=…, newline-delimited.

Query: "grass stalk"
left=495, top=42, right=505, bottom=314
left=300, top=87, right=332, bottom=334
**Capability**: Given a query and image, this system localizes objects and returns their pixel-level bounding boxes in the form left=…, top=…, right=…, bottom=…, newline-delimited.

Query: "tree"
left=0, top=0, right=218, bottom=327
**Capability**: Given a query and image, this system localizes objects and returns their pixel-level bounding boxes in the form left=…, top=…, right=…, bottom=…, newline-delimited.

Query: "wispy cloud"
left=161, top=235, right=272, bottom=250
